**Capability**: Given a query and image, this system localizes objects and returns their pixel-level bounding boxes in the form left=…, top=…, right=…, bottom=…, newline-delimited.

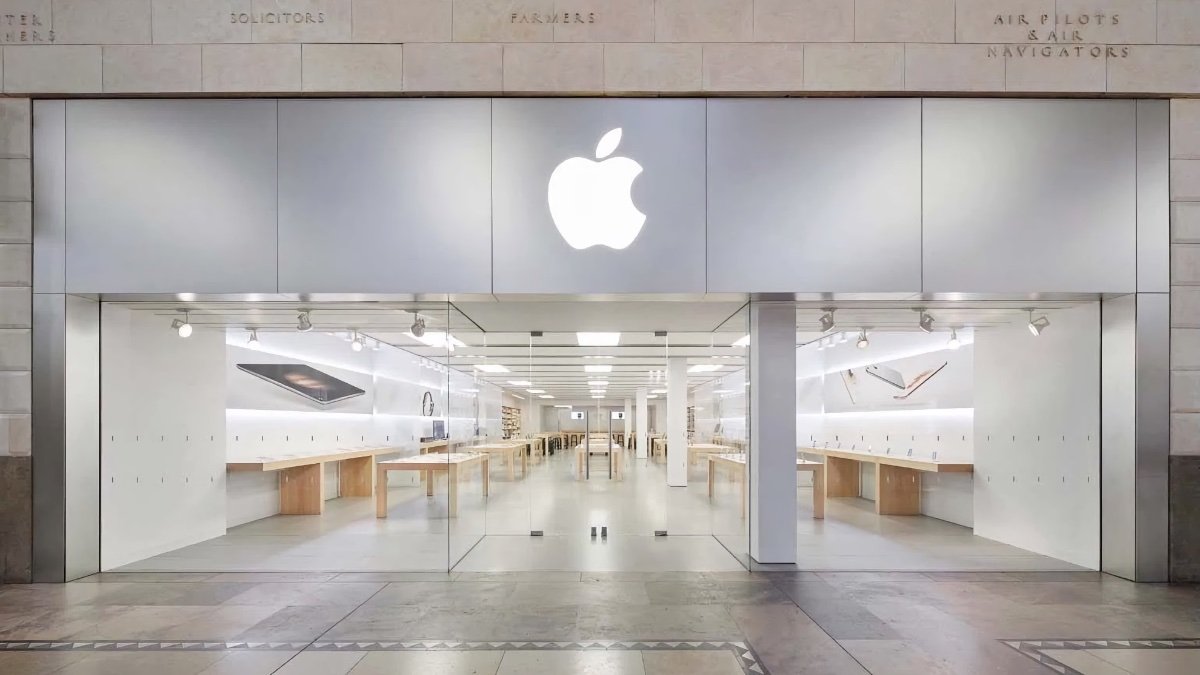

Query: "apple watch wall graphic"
left=547, top=128, right=646, bottom=250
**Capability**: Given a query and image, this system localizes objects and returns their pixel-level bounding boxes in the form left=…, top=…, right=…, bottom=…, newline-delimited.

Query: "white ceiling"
left=108, top=297, right=1092, bottom=401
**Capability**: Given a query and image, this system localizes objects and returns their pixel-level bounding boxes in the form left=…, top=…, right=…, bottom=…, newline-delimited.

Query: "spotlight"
left=917, top=309, right=934, bottom=334
left=247, top=328, right=259, bottom=347
left=818, top=308, right=836, bottom=333
left=170, top=311, right=192, bottom=338
left=297, top=310, right=313, bottom=332
left=947, top=328, right=960, bottom=350
left=410, top=313, right=426, bottom=338
left=856, top=330, right=869, bottom=350
left=350, top=331, right=364, bottom=352
left=1026, top=308, right=1050, bottom=336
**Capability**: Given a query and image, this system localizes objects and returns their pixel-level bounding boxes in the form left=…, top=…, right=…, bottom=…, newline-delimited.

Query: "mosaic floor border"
left=0, top=639, right=767, bottom=674
left=1002, top=638, right=1200, bottom=674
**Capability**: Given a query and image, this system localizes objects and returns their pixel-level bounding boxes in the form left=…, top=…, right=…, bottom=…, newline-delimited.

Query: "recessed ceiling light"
left=647, top=394, right=658, bottom=399
left=585, top=365, right=613, bottom=373
left=584, top=355, right=616, bottom=359
left=591, top=395, right=605, bottom=399
left=539, top=394, right=555, bottom=399
left=526, top=389, right=545, bottom=394
left=688, top=364, right=722, bottom=373
left=652, top=389, right=667, bottom=394
left=475, top=364, right=510, bottom=373
left=512, top=394, right=525, bottom=400
left=508, top=380, right=533, bottom=386
left=462, top=388, right=480, bottom=393
left=712, top=389, right=733, bottom=394
left=587, top=380, right=609, bottom=387
left=577, top=332, right=620, bottom=346
left=731, top=334, right=750, bottom=347
left=591, top=390, right=607, bottom=395
left=555, top=404, right=571, bottom=408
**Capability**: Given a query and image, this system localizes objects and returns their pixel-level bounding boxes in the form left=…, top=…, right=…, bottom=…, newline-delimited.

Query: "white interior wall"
left=797, top=332, right=975, bottom=527
left=100, top=305, right=227, bottom=570
left=973, top=304, right=1100, bottom=569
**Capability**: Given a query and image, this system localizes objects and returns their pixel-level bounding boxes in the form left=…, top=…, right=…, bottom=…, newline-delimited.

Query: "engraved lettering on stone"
left=510, top=12, right=597, bottom=24
left=986, top=11, right=1129, bottom=59
left=230, top=12, right=327, bottom=24
left=1, top=14, right=54, bottom=43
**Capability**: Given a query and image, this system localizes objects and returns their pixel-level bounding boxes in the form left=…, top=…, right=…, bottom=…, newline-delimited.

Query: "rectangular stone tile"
left=209, top=572, right=338, bottom=583
left=1175, top=329, right=1200, bottom=372
left=0, top=414, right=31, bottom=457
left=56, top=651, right=229, bottom=675
left=198, top=650, right=298, bottom=675
left=1174, top=370, right=1200, bottom=411
left=0, top=287, right=31, bottom=328
left=152, top=0, right=252, bottom=44
left=224, top=581, right=385, bottom=606
left=250, top=0, right=351, bottom=42
left=454, top=0, right=552, bottom=42
left=0, top=329, right=30, bottom=370
left=641, top=650, right=742, bottom=675
left=0, top=202, right=30, bottom=242
left=201, top=43, right=299, bottom=92
left=62, top=605, right=215, bottom=640
left=1057, top=0, right=1157, bottom=44
left=496, top=651, right=645, bottom=675
left=905, top=44, right=1005, bottom=92
left=273, top=651, right=365, bottom=675
left=453, top=571, right=580, bottom=582
left=0, top=371, right=29, bottom=414
left=234, top=604, right=357, bottom=641
left=773, top=580, right=900, bottom=639
left=3, top=45, right=101, bottom=93
left=364, top=581, right=514, bottom=608
left=803, top=43, right=901, bottom=91
left=503, top=43, right=601, bottom=93
left=654, top=0, right=751, bottom=42
left=0, top=159, right=28, bottom=202
left=508, top=581, right=651, bottom=607
left=302, top=43, right=402, bottom=92
left=1159, top=0, right=1200, bottom=45
left=729, top=604, right=868, bottom=675
left=92, top=581, right=261, bottom=606
left=1173, top=100, right=1200, bottom=160
left=0, top=242, right=30, bottom=285
left=839, top=639, right=957, bottom=675
left=404, top=42, right=500, bottom=92
left=74, top=571, right=217, bottom=583
left=1176, top=204, right=1200, bottom=245
left=1170, top=456, right=1200, bottom=580
left=753, top=0, right=852, bottom=42
left=0, top=651, right=89, bottom=675
left=576, top=605, right=741, bottom=641
left=856, top=0, right=953, bottom=43
left=348, top=651, right=505, bottom=675
left=53, top=0, right=152, bottom=44
left=137, top=604, right=282, bottom=641
left=554, top=0, right=652, bottom=42
left=702, top=43, right=803, bottom=92
left=955, top=0, right=1053, bottom=43
left=0, top=98, right=30, bottom=159
left=604, top=43, right=700, bottom=93
left=102, top=45, right=201, bottom=93
left=0, top=455, right=30, bottom=581
left=352, top=0, right=451, bottom=42
left=1004, top=46, right=1107, bottom=93
left=336, top=571, right=455, bottom=582
left=1173, top=160, right=1200, bottom=201
left=334, top=604, right=582, bottom=641
left=1109, top=45, right=1200, bottom=94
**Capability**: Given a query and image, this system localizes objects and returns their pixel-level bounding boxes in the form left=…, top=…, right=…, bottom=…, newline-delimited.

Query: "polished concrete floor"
left=117, top=450, right=1079, bottom=574
left=1, top=570, right=1198, bottom=674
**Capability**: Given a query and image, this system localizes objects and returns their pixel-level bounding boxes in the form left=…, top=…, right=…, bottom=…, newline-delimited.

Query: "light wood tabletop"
left=376, top=452, right=489, bottom=518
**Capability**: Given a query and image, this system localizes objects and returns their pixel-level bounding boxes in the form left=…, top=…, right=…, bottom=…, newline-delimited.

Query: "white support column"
left=623, top=398, right=632, bottom=447
left=636, top=388, right=648, bottom=459
left=667, top=356, right=688, bottom=487
left=750, top=302, right=797, bottom=564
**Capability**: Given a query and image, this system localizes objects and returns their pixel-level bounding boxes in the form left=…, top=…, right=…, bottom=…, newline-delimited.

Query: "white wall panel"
left=923, top=99, right=1137, bottom=294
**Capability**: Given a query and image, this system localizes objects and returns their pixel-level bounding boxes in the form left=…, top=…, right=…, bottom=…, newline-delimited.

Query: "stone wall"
left=0, top=0, right=1196, bottom=95
left=0, top=97, right=30, bottom=583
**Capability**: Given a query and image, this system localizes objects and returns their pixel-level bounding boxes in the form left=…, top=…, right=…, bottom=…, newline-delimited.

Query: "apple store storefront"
left=31, top=97, right=1167, bottom=581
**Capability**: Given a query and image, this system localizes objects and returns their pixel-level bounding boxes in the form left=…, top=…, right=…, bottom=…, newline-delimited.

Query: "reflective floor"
left=116, top=450, right=1077, bottom=574
left=2, top=571, right=1198, bottom=674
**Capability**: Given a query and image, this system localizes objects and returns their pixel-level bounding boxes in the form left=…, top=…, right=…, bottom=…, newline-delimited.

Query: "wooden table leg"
left=813, top=465, right=825, bottom=520
left=280, top=463, right=324, bottom=515
left=521, top=449, right=528, bottom=477
left=426, top=460, right=436, bottom=496
left=740, top=464, right=746, bottom=519
left=448, top=464, right=458, bottom=518
left=876, top=463, right=921, bottom=515
left=481, top=456, right=489, bottom=496
left=375, top=465, right=388, bottom=518
left=577, top=448, right=584, bottom=479
left=339, top=456, right=374, bottom=497
left=507, top=451, right=515, bottom=481
left=708, top=457, right=716, bottom=497
left=825, top=456, right=860, bottom=498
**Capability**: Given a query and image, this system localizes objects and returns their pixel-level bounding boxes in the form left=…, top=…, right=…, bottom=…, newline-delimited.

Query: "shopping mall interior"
left=95, top=296, right=1098, bottom=575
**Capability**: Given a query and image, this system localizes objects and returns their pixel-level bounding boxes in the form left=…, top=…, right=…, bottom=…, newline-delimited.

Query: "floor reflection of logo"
left=547, top=128, right=646, bottom=250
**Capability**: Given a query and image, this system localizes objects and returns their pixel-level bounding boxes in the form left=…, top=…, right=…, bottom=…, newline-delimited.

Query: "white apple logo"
left=547, top=128, right=646, bottom=250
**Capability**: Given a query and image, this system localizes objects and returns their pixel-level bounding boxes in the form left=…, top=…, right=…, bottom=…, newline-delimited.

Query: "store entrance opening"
left=94, top=296, right=1101, bottom=575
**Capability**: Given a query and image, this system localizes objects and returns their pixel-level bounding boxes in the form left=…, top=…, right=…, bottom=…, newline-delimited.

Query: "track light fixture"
left=818, top=308, right=836, bottom=333
left=1025, top=308, right=1050, bottom=336
left=410, top=312, right=426, bottom=338
left=917, top=308, right=934, bottom=334
left=170, top=311, right=192, bottom=338
left=247, top=328, right=259, bottom=347
left=350, top=331, right=364, bottom=352
left=947, top=328, right=960, bottom=350
left=856, top=330, right=869, bottom=350
left=297, top=310, right=313, bottom=332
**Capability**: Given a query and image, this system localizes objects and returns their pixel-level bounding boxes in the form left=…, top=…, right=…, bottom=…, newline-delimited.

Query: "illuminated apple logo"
left=547, top=128, right=646, bottom=250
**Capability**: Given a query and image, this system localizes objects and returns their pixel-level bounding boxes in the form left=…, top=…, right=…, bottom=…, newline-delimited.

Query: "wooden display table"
left=799, top=446, right=973, bottom=516
left=651, top=436, right=667, bottom=460
left=688, top=443, right=734, bottom=466
left=376, top=453, right=489, bottom=518
left=465, top=443, right=528, bottom=481
left=227, top=446, right=402, bottom=516
left=707, top=453, right=825, bottom=519
left=534, top=432, right=565, bottom=453
left=575, top=441, right=623, bottom=480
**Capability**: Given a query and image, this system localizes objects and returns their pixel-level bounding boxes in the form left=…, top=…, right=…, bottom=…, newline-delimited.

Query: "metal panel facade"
left=63, top=100, right=280, bottom=294
left=706, top=99, right=923, bottom=293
